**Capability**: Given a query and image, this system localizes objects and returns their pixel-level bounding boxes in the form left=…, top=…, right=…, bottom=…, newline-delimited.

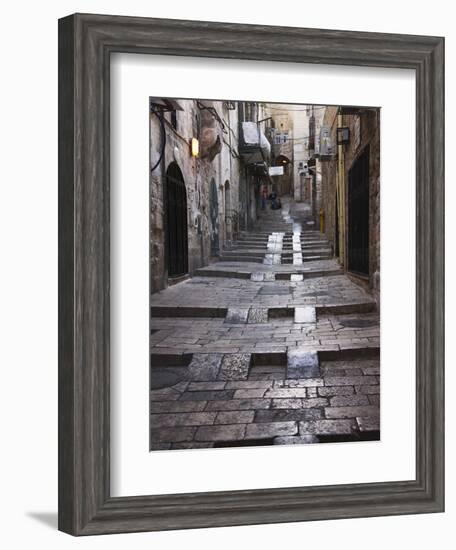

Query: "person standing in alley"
left=261, top=185, right=268, bottom=210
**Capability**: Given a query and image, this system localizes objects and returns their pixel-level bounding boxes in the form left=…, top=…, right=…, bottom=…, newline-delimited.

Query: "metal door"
left=165, top=163, right=188, bottom=277
left=348, top=146, right=370, bottom=275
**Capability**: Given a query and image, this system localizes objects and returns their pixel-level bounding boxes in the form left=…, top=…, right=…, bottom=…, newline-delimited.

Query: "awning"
left=239, top=121, right=271, bottom=164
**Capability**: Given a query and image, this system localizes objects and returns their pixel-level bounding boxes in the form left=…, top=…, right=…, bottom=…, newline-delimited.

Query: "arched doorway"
left=165, top=162, right=188, bottom=277
left=224, top=180, right=231, bottom=242
left=209, top=178, right=219, bottom=256
left=274, top=155, right=291, bottom=195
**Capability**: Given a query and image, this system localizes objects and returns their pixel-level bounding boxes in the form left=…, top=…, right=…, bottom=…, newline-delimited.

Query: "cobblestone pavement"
left=150, top=199, right=380, bottom=450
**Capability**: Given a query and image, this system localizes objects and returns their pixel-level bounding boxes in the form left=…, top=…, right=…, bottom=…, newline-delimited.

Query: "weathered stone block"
left=245, top=421, right=297, bottom=439
left=225, top=380, right=272, bottom=389
left=180, top=390, right=235, bottom=401
left=287, top=349, right=320, bottom=379
left=225, top=308, right=249, bottom=324
left=294, top=306, right=316, bottom=324
left=219, top=353, right=251, bottom=380
left=299, top=419, right=354, bottom=435
left=255, top=408, right=322, bottom=423
left=188, top=353, right=223, bottom=381
left=150, top=366, right=189, bottom=390
left=150, top=426, right=197, bottom=443
left=250, top=272, right=265, bottom=282
left=248, top=307, right=268, bottom=324
left=265, top=388, right=307, bottom=398
left=188, top=381, right=226, bottom=391
left=150, top=412, right=216, bottom=428
left=233, top=388, right=267, bottom=399
left=205, top=398, right=271, bottom=411
left=149, top=387, right=181, bottom=401
left=355, top=384, right=380, bottom=394
left=150, top=400, right=207, bottom=414
left=325, top=405, right=380, bottom=419
left=318, top=386, right=355, bottom=397
left=171, top=442, right=214, bottom=449
left=195, top=424, right=246, bottom=442
left=357, top=416, right=380, bottom=432
left=329, top=395, right=370, bottom=407
left=271, top=398, right=303, bottom=409
left=215, top=411, right=255, bottom=424
left=273, top=435, right=319, bottom=445
left=324, top=376, right=378, bottom=386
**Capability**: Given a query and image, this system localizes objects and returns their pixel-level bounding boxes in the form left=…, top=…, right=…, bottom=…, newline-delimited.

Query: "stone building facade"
left=264, top=104, right=294, bottom=196
left=319, top=106, right=380, bottom=303
left=150, top=99, right=271, bottom=294
left=150, top=98, right=242, bottom=293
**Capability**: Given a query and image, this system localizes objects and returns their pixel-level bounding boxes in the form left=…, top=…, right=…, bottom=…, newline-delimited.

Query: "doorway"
left=347, top=146, right=370, bottom=275
left=224, top=180, right=232, bottom=242
left=165, top=162, right=188, bottom=278
left=209, top=178, right=219, bottom=256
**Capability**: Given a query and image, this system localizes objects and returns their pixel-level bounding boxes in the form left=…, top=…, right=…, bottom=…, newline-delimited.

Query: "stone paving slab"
left=287, top=349, right=320, bottom=379
left=274, top=435, right=319, bottom=445
left=188, top=353, right=223, bottom=381
left=299, top=419, right=356, bottom=435
left=219, top=353, right=251, bottom=380
left=325, top=405, right=380, bottom=419
left=294, top=306, right=316, bottom=323
left=215, top=411, right=255, bottom=424
left=225, top=307, right=250, bottom=324
left=357, top=416, right=381, bottom=432
left=255, top=408, right=323, bottom=422
left=251, top=272, right=265, bottom=282
left=245, top=421, right=297, bottom=439
left=195, top=424, right=246, bottom=442
left=248, top=307, right=268, bottom=323
left=150, top=201, right=380, bottom=451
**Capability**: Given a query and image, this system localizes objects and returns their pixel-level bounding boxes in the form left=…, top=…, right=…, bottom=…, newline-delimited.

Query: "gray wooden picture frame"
left=58, top=13, right=445, bottom=536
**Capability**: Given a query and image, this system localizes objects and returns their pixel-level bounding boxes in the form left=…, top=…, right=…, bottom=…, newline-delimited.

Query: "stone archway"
left=165, top=162, right=188, bottom=277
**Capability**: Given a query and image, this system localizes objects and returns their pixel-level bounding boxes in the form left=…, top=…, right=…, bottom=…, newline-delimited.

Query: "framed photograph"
left=58, top=13, right=444, bottom=535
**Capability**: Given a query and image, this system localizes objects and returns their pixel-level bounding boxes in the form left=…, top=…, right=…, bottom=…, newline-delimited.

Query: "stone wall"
left=320, top=106, right=339, bottom=255
left=344, top=110, right=380, bottom=303
left=320, top=107, right=380, bottom=302
left=150, top=99, right=241, bottom=294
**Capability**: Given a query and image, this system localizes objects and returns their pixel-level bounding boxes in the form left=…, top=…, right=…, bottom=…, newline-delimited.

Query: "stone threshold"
left=150, top=301, right=376, bottom=320
left=194, top=268, right=343, bottom=280
left=150, top=346, right=380, bottom=385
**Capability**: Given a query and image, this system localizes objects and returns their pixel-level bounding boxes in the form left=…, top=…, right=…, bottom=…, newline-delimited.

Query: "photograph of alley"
left=149, top=98, right=380, bottom=450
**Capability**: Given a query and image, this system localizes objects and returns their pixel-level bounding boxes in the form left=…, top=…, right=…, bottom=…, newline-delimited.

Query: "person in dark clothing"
left=271, top=196, right=282, bottom=210
left=269, top=191, right=278, bottom=209
left=261, top=186, right=268, bottom=210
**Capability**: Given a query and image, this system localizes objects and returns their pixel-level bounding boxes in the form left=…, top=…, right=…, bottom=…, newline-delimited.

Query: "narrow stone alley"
left=150, top=198, right=380, bottom=450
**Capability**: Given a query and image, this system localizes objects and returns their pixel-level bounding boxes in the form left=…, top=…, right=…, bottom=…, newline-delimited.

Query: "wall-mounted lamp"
left=191, top=137, right=199, bottom=157
left=337, top=127, right=350, bottom=145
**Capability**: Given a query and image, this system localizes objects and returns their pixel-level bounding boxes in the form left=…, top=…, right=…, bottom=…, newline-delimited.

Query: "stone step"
left=150, top=301, right=377, bottom=320
left=194, top=267, right=343, bottom=280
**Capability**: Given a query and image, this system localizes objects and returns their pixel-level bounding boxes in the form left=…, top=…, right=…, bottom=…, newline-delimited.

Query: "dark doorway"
left=165, top=162, right=188, bottom=278
left=335, top=192, right=340, bottom=258
left=224, top=181, right=232, bottom=242
left=348, top=146, right=370, bottom=275
left=209, top=178, right=219, bottom=256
